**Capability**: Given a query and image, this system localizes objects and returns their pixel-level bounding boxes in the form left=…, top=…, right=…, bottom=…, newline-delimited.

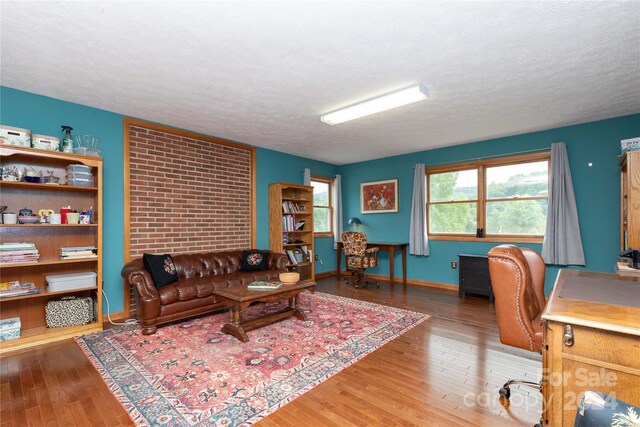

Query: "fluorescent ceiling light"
left=321, top=84, right=429, bottom=125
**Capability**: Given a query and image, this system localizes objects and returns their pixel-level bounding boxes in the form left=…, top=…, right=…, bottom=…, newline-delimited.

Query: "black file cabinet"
left=458, top=254, right=494, bottom=302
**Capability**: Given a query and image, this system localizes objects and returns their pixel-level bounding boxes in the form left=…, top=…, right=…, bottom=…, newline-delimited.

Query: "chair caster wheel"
left=499, top=386, right=510, bottom=399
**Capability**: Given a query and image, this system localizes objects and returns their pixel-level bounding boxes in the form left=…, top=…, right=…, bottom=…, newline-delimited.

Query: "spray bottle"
left=61, top=125, right=74, bottom=153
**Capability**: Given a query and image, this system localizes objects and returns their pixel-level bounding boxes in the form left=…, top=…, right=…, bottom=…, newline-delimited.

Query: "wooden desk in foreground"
left=336, top=241, right=407, bottom=285
left=542, top=270, right=640, bottom=426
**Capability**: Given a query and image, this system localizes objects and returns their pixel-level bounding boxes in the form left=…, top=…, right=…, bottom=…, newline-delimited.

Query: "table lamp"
left=348, top=217, right=361, bottom=230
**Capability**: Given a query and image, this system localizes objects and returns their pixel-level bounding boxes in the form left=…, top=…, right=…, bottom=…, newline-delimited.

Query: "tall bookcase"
left=0, top=145, right=103, bottom=354
left=621, top=150, right=640, bottom=250
left=268, top=182, right=314, bottom=281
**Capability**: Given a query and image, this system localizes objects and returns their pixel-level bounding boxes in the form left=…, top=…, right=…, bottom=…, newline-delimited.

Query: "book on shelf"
left=285, top=249, right=298, bottom=264
left=294, top=221, right=305, bottom=231
left=247, top=281, right=283, bottom=290
left=0, top=281, right=40, bottom=298
left=0, top=242, right=36, bottom=251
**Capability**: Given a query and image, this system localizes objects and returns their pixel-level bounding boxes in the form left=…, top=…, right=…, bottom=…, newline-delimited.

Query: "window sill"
left=429, top=235, right=543, bottom=244
left=314, top=233, right=334, bottom=238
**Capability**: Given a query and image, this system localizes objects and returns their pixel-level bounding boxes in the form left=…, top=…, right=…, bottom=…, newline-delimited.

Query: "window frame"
left=310, top=176, right=334, bottom=237
left=426, top=152, right=550, bottom=243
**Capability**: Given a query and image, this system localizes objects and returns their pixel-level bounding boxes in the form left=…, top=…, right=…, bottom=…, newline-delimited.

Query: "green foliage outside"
left=430, top=170, right=547, bottom=235
left=313, top=189, right=330, bottom=233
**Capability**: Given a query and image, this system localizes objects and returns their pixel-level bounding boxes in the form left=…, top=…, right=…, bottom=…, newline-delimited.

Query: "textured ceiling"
left=1, top=1, right=639, bottom=165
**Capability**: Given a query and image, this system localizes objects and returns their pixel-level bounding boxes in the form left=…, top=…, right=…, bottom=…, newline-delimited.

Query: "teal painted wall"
left=338, top=114, right=640, bottom=293
left=0, top=87, right=337, bottom=312
left=3, top=85, right=637, bottom=305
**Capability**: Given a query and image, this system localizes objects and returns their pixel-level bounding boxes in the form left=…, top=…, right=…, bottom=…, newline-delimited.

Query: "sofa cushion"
left=158, top=276, right=216, bottom=305
left=240, top=250, right=269, bottom=271
left=143, top=253, right=179, bottom=288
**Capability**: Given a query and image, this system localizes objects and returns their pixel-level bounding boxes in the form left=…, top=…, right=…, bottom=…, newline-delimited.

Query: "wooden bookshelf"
left=620, top=151, right=640, bottom=250
left=268, top=182, right=315, bottom=281
left=0, top=145, right=103, bottom=354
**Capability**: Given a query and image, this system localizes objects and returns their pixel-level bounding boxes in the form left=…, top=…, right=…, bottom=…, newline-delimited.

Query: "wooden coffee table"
left=212, top=280, right=316, bottom=342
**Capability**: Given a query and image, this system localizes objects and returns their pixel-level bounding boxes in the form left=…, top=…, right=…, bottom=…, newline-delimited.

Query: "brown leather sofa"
left=121, top=250, right=288, bottom=335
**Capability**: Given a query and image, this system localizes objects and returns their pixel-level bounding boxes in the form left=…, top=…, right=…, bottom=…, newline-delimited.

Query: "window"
left=427, top=152, right=549, bottom=242
left=311, top=177, right=333, bottom=236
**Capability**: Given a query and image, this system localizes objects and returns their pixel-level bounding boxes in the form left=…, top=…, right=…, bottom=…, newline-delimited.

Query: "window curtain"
left=303, top=168, right=311, bottom=186
left=410, top=163, right=429, bottom=256
left=541, top=142, right=585, bottom=265
left=333, top=175, right=343, bottom=250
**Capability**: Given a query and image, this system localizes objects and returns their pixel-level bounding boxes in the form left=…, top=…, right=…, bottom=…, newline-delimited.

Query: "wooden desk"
left=336, top=241, right=407, bottom=285
left=541, top=270, right=640, bottom=426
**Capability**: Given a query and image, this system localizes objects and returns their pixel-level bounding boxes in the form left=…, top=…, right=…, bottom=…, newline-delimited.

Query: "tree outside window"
left=311, top=178, right=333, bottom=235
left=427, top=153, right=549, bottom=242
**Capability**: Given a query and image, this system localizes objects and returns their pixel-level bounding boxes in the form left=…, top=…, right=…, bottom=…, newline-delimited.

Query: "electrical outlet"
left=451, top=261, right=457, bottom=269
left=315, top=255, right=319, bottom=261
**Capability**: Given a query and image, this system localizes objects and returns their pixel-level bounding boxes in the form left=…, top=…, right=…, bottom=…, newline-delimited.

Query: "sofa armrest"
left=121, top=259, right=161, bottom=319
left=269, top=251, right=289, bottom=271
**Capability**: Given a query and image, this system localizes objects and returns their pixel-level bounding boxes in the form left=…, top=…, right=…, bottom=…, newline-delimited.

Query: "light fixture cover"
left=321, top=84, right=429, bottom=125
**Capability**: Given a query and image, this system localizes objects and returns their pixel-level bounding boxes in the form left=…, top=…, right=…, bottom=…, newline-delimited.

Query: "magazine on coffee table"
left=247, top=281, right=283, bottom=290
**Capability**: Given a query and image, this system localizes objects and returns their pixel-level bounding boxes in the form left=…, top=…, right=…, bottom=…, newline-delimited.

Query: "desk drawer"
left=561, top=324, right=640, bottom=370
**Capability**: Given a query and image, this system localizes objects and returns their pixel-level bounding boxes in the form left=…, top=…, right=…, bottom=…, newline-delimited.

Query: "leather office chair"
left=487, top=244, right=546, bottom=402
left=341, top=231, right=380, bottom=288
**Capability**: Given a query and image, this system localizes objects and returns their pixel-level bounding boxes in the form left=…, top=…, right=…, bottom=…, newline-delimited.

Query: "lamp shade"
left=348, top=217, right=361, bottom=226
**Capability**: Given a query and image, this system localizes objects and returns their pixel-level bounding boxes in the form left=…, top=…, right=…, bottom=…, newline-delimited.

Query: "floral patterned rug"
left=76, top=292, right=429, bottom=426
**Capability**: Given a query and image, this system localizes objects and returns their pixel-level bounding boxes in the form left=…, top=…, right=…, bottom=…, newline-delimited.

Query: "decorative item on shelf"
left=348, top=217, right=361, bottom=230
left=2, top=212, right=17, bottom=224
left=0, top=317, right=21, bottom=341
left=60, top=125, right=74, bottom=153
left=38, top=209, right=55, bottom=223
left=60, top=206, right=71, bottom=224
left=279, top=272, right=300, bottom=285
left=43, top=170, right=60, bottom=184
left=23, top=167, right=41, bottom=183
left=361, top=178, right=398, bottom=214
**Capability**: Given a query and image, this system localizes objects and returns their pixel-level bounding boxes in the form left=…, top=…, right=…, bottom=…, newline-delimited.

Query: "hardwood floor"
left=1, top=277, right=542, bottom=426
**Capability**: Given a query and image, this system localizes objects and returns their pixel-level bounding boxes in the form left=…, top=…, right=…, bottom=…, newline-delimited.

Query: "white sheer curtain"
left=333, top=175, right=343, bottom=250
left=409, top=163, right=429, bottom=256
left=541, top=142, right=585, bottom=265
left=303, top=168, right=311, bottom=186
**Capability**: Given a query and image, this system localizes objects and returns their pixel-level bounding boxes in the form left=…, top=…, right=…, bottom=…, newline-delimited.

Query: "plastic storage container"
left=45, top=272, right=97, bottom=292
left=0, top=125, right=31, bottom=147
left=67, top=170, right=92, bottom=181
left=0, top=317, right=21, bottom=341
left=67, top=177, right=94, bottom=187
left=73, top=147, right=101, bottom=157
left=66, top=164, right=92, bottom=174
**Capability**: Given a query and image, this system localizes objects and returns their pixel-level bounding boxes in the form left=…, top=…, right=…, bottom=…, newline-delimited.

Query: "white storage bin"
left=0, top=317, right=21, bottom=341
left=32, top=134, right=60, bottom=151
left=0, top=125, right=31, bottom=147
left=46, top=272, right=97, bottom=292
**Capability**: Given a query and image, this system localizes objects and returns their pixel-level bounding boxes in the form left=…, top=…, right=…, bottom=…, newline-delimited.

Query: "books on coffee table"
left=247, top=281, right=283, bottom=290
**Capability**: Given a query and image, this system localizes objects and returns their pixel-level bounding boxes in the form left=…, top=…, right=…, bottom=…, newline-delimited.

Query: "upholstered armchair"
left=487, top=244, right=546, bottom=403
left=341, top=231, right=380, bottom=288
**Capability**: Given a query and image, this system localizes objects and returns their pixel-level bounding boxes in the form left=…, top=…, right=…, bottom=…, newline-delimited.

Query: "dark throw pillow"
left=240, top=250, right=269, bottom=271
left=143, top=253, right=179, bottom=288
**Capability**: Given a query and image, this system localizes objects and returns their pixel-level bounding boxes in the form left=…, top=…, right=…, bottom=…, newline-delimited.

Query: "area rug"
left=76, top=292, right=428, bottom=426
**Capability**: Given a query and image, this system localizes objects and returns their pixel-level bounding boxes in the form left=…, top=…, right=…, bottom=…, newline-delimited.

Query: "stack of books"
left=59, top=246, right=98, bottom=260
left=0, top=281, right=40, bottom=298
left=0, top=243, right=40, bottom=264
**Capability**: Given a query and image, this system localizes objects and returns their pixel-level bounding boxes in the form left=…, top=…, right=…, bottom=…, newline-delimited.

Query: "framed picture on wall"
left=361, top=179, right=398, bottom=214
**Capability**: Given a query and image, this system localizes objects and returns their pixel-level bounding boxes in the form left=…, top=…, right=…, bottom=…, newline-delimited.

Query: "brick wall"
left=127, top=124, right=254, bottom=315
